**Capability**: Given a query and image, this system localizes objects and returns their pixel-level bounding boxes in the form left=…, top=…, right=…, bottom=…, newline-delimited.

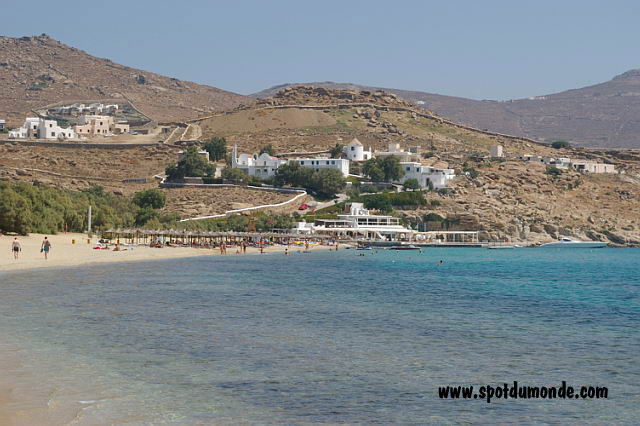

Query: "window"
left=331, top=161, right=335, bottom=165
left=351, top=147, right=355, bottom=151
left=51, top=132, right=55, bottom=137
left=49, top=123, right=53, bottom=128
left=326, top=161, right=330, bottom=165
left=406, top=167, right=410, bottom=171
left=300, top=161, right=305, bottom=165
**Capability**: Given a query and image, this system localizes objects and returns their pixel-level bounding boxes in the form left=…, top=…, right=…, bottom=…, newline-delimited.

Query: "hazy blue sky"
left=3, top=0, right=639, bottom=99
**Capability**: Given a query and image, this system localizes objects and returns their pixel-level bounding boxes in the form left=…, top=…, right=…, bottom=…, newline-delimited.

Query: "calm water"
left=1, top=248, right=639, bottom=424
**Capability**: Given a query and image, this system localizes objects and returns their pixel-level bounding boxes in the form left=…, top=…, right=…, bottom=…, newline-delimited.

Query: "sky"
left=3, top=0, right=640, bottom=100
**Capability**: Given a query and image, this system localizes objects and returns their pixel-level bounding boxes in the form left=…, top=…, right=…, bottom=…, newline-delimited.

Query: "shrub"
left=222, top=167, right=249, bottom=184
left=545, top=167, right=563, bottom=177
left=402, top=178, right=421, bottom=191
left=363, top=194, right=393, bottom=213
left=133, top=189, right=166, bottom=209
left=463, top=167, right=479, bottom=179
left=551, top=140, right=570, bottom=149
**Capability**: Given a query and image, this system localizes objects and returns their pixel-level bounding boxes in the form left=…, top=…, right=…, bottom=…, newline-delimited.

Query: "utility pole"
left=87, top=205, right=92, bottom=236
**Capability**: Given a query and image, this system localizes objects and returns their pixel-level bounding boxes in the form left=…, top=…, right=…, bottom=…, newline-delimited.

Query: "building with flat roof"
left=291, top=158, right=350, bottom=176
left=75, top=115, right=129, bottom=136
left=397, top=161, right=455, bottom=189
left=8, top=117, right=77, bottom=140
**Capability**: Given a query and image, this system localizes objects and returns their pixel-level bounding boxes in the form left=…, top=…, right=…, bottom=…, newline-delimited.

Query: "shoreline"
left=0, top=233, right=337, bottom=275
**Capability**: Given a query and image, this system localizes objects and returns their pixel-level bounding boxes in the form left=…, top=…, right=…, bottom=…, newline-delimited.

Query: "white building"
left=490, top=145, right=503, bottom=158
left=231, top=145, right=286, bottom=177
left=0, top=119, right=5, bottom=131
left=543, top=157, right=571, bottom=169
left=291, top=158, right=350, bottom=176
left=374, top=142, right=420, bottom=162
left=297, top=202, right=417, bottom=241
left=8, top=117, right=77, bottom=140
left=397, top=162, right=455, bottom=189
left=570, top=161, right=616, bottom=174
left=232, top=145, right=350, bottom=178
left=343, top=138, right=373, bottom=161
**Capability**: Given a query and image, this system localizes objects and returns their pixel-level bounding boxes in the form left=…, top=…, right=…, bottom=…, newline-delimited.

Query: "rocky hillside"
left=0, top=35, right=248, bottom=124
left=198, top=86, right=640, bottom=245
left=253, top=72, right=640, bottom=149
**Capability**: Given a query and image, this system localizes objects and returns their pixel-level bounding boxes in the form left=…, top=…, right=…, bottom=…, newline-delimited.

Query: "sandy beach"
left=0, top=232, right=334, bottom=273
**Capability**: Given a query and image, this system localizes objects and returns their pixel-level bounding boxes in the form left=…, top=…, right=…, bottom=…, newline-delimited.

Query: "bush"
left=402, top=178, right=421, bottom=191
left=0, top=182, right=140, bottom=234
left=363, top=194, right=393, bottom=213
left=133, top=189, right=166, bottom=209
left=551, top=140, right=570, bottom=149
left=222, top=167, right=249, bottom=184
left=546, top=167, right=563, bottom=177
left=463, top=167, right=479, bottom=179
left=202, top=177, right=224, bottom=184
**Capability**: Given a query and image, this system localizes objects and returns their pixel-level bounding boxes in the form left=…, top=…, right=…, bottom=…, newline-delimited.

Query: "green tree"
left=260, top=144, right=276, bottom=156
left=221, top=167, right=249, bottom=184
left=402, top=178, right=421, bottom=191
left=362, top=157, right=404, bottom=182
left=551, top=140, right=570, bottom=149
left=310, top=169, right=347, bottom=198
left=204, top=137, right=227, bottom=162
left=274, top=162, right=314, bottom=187
left=329, top=143, right=344, bottom=159
left=165, top=147, right=215, bottom=181
left=380, top=156, right=404, bottom=182
left=362, top=159, right=385, bottom=182
left=133, top=189, right=166, bottom=209
left=135, top=207, right=159, bottom=226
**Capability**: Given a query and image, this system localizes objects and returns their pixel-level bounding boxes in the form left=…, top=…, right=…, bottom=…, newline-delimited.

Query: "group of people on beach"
left=9, top=236, right=52, bottom=260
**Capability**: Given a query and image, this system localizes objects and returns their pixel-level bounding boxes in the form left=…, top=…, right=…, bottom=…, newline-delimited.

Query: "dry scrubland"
left=162, top=186, right=306, bottom=218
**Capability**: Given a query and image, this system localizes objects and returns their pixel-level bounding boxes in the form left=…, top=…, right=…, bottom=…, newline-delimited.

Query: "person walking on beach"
left=242, top=241, right=247, bottom=254
left=11, top=237, right=22, bottom=259
left=41, top=237, right=52, bottom=260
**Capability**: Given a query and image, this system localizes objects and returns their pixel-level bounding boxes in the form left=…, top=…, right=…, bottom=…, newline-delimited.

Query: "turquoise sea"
left=1, top=248, right=639, bottom=424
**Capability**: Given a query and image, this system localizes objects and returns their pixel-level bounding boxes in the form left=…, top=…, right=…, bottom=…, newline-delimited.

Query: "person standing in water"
left=41, top=237, right=52, bottom=260
left=11, top=237, right=22, bottom=259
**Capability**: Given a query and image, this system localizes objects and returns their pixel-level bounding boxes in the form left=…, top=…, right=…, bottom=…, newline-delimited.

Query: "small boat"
left=539, top=237, right=608, bottom=248
left=388, top=245, right=421, bottom=251
left=487, top=245, right=515, bottom=249
left=356, top=245, right=373, bottom=251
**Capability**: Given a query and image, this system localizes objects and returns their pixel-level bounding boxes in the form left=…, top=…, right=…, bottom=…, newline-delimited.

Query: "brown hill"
left=197, top=86, right=640, bottom=245
left=0, top=34, right=248, bottom=124
left=252, top=72, right=640, bottom=150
